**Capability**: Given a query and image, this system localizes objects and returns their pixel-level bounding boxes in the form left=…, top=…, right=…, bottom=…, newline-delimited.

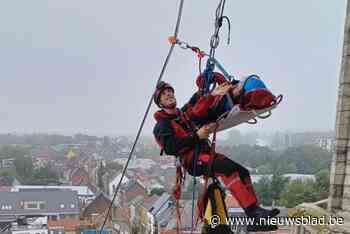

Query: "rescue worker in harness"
left=153, top=81, right=280, bottom=232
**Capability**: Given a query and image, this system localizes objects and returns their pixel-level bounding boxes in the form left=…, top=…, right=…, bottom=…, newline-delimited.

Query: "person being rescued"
left=153, top=81, right=279, bottom=232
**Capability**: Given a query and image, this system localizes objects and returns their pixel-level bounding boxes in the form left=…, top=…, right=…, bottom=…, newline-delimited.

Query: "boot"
left=244, top=204, right=280, bottom=219
left=244, top=204, right=279, bottom=232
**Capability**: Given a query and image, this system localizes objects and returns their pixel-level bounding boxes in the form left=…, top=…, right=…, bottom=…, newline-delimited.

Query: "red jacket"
left=153, top=92, right=225, bottom=169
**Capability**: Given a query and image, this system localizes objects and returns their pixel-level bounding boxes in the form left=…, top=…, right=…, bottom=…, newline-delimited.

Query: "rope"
left=98, top=0, right=186, bottom=233
left=190, top=145, right=200, bottom=234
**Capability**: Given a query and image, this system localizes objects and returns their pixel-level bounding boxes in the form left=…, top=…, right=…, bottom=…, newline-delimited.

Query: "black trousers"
left=186, top=152, right=250, bottom=182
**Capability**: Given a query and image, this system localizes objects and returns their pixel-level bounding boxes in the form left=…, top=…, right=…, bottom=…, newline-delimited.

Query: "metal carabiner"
left=178, top=41, right=189, bottom=50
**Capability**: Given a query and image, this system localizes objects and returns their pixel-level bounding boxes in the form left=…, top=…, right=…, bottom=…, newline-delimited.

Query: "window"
left=70, top=203, right=75, bottom=209
left=1, top=205, right=12, bottom=210
left=60, top=204, right=65, bottom=209
left=26, top=203, right=38, bottom=209
left=39, top=202, right=46, bottom=209
left=23, top=201, right=46, bottom=210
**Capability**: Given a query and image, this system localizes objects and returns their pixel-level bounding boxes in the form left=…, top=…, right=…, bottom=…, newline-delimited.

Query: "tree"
left=33, top=165, right=59, bottom=182
left=270, top=173, right=289, bottom=205
left=150, top=187, right=165, bottom=196
left=278, top=145, right=331, bottom=174
left=313, top=169, right=330, bottom=200
left=14, top=156, right=33, bottom=182
left=97, top=162, right=105, bottom=191
left=225, top=145, right=278, bottom=169
left=254, top=176, right=273, bottom=206
left=278, top=179, right=318, bottom=208
left=0, top=145, right=29, bottom=159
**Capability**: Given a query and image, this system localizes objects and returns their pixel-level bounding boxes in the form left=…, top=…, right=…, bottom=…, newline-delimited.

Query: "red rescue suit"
left=153, top=92, right=258, bottom=209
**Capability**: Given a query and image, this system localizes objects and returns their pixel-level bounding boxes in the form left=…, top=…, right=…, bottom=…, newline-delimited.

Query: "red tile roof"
left=123, top=182, right=147, bottom=202
left=48, top=219, right=81, bottom=231
left=142, top=194, right=160, bottom=210
left=0, top=186, right=11, bottom=192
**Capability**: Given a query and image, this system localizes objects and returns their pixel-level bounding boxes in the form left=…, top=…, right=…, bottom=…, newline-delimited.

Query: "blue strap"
left=212, top=58, right=233, bottom=81
left=202, top=59, right=215, bottom=95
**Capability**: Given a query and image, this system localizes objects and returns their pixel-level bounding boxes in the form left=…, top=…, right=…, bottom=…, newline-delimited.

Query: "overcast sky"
left=0, top=0, right=346, bottom=137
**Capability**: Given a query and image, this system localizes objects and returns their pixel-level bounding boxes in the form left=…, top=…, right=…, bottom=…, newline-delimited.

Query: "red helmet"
left=153, top=81, right=175, bottom=108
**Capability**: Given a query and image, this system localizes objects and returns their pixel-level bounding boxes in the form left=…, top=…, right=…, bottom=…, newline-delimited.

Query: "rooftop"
left=0, top=190, right=79, bottom=216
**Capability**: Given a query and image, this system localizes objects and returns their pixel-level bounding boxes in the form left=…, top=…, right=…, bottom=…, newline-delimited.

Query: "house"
left=120, top=180, right=148, bottom=205
left=129, top=194, right=160, bottom=234
left=146, top=193, right=178, bottom=233
left=69, top=168, right=90, bottom=186
left=283, top=174, right=316, bottom=182
left=112, top=158, right=156, bottom=170
left=107, top=173, right=130, bottom=197
left=0, top=176, right=21, bottom=187
left=31, top=148, right=58, bottom=168
left=33, top=155, right=50, bottom=168
left=0, top=190, right=80, bottom=221
left=82, top=192, right=117, bottom=220
left=4, top=217, right=49, bottom=234
left=0, top=158, right=15, bottom=168
left=10, top=226, right=48, bottom=234
left=11, top=185, right=96, bottom=205
left=81, top=192, right=128, bottom=233
left=251, top=174, right=316, bottom=184
left=99, top=170, right=128, bottom=196
left=48, top=218, right=81, bottom=234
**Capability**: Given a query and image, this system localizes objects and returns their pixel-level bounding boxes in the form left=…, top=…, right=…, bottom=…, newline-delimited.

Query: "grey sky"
left=0, top=0, right=346, bottom=136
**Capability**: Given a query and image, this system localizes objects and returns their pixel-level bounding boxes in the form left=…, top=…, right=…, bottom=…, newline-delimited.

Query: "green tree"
left=226, top=145, right=278, bottom=169
left=313, top=169, right=330, bottom=200
left=150, top=187, right=165, bottom=196
left=254, top=174, right=289, bottom=206
left=254, top=176, right=273, bottom=205
left=0, top=145, right=29, bottom=159
left=279, top=179, right=318, bottom=208
left=270, top=173, right=289, bottom=205
left=33, top=165, right=59, bottom=181
left=278, top=146, right=331, bottom=174
left=14, top=156, right=33, bottom=182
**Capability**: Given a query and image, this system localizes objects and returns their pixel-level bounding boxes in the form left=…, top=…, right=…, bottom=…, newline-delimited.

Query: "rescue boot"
left=244, top=204, right=280, bottom=219
left=245, top=204, right=279, bottom=232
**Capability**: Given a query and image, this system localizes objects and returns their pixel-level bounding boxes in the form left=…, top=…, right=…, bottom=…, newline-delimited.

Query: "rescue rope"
left=98, top=0, right=185, bottom=233
left=190, top=145, right=201, bottom=234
